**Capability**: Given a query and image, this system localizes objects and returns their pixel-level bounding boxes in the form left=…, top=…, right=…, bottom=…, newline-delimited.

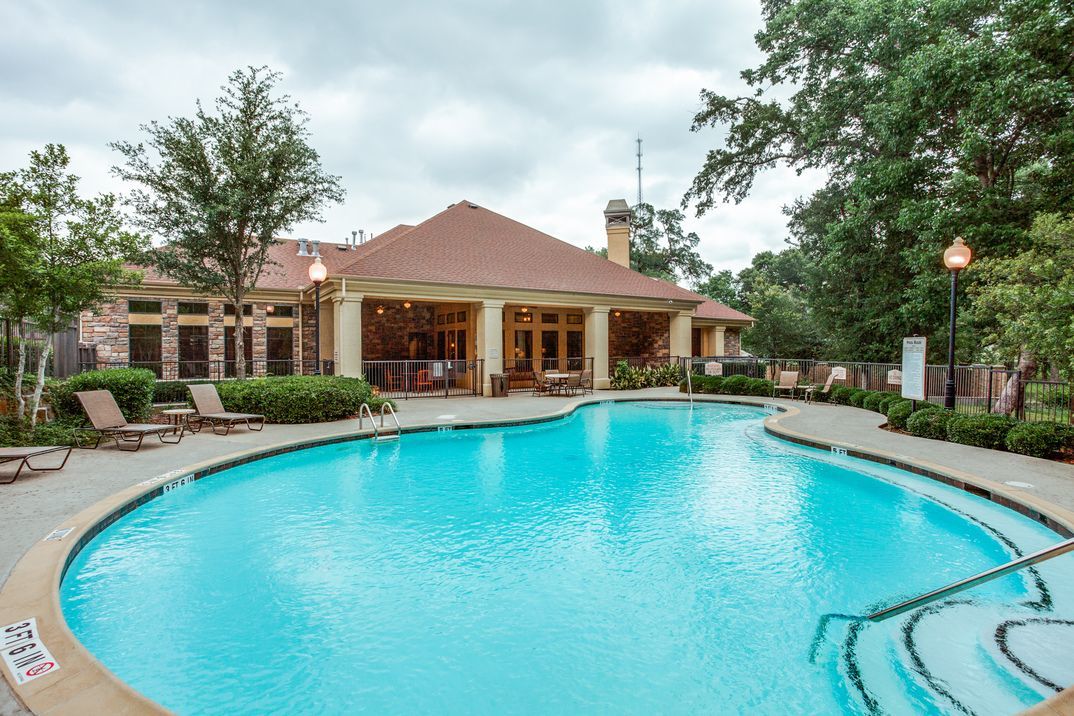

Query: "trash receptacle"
left=491, top=373, right=509, bottom=397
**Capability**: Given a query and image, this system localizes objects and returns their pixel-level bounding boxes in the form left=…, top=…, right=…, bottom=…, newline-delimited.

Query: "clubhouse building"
left=79, top=199, right=753, bottom=396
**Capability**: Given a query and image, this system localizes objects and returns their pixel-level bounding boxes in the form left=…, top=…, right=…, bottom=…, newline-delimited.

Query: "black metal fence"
left=685, top=356, right=1072, bottom=424
left=77, top=359, right=335, bottom=381
left=503, top=357, right=595, bottom=393
left=363, top=359, right=484, bottom=399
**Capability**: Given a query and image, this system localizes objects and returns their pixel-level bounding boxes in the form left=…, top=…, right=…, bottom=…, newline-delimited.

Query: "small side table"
left=161, top=408, right=198, bottom=435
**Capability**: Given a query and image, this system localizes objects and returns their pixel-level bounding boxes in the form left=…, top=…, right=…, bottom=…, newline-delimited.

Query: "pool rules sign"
left=901, top=337, right=927, bottom=401
left=2, top=618, right=59, bottom=684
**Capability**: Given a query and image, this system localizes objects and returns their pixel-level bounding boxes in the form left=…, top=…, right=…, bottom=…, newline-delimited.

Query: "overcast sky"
left=1, top=0, right=822, bottom=281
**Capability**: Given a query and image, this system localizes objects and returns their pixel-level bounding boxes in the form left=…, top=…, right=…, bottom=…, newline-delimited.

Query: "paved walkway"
left=2, top=388, right=1073, bottom=715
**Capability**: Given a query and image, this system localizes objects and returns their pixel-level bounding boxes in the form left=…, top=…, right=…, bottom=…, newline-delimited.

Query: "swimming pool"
left=60, top=401, right=1074, bottom=714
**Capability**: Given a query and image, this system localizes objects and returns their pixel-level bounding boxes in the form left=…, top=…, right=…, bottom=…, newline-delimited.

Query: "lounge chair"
left=804, top=371, right=840, bottom=403
left=188, top=384, right=265, bottom=435
left=74, top=390, right=187, bottom=451
left=772, top=371, right=800, bottom=400
left=0, top=445, right=72, bottom=484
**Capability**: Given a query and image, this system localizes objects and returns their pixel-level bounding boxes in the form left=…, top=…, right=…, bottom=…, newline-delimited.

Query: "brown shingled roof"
left=336, top=201, right=748, bottom=310
left=131, top=204, right=753, bottom=322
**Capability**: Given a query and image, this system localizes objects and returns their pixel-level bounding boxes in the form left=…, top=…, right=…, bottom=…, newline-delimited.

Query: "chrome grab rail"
left=357, top=403, right=379, bottom=439
left=684, top=357, right=694, bottom=406
left=867, top=537, right=1074, bottom=622
left=378, top=403, right=401, bottom=440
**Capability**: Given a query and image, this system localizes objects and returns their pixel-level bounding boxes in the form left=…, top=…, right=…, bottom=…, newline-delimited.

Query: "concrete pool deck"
left=2, top=388, right=1074, bottom=715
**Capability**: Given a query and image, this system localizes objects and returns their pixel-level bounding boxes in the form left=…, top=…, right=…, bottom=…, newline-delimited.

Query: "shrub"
left=0, top=416, right=79, bottom=448
left=649, top=363, right=683, bottom=388
left=153, top=380, right=217, bottom=404
left=830, top=386, right=855, bottom=405
left=213, top=375, right=386, bottom=424
left=721, top=375, right=752, bottom=395
left=848, top=389, right=870, bottom=408
left=746, top=378, right=775, bottom=396
left=906, top=407, right=956, bottom=441
left=946, top=413, right=1018, bottom=450
left=611, top=361, right=645, bottom=390
left=886, top=399, right=915, bottom=429
left=877, top=393, right=901, bottom=415
left=52, top=368, right=156, bottom=422
left=861, top=392, right=886, bottom=412
left=1005, top=422, right=1071, bottom=459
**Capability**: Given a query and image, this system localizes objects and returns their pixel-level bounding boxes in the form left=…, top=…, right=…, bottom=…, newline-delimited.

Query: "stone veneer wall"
left=299, top=303, right=317, bottom=371
left=724, top=329, right=741, bottom=356
left=362, top=300, right=436, bottom=360
left=251, top=304, right=267, bottom=375
left=80, top=299, right=129, bottom=363
left=608, top=311, right=670, bottom=358
left=80, top=298, right=303, bottom=369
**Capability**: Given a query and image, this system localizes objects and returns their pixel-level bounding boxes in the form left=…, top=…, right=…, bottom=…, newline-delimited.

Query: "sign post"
left=901, top=337, right=927, bottom=405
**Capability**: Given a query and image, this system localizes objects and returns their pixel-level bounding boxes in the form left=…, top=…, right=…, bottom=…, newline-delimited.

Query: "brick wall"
left=724, top=329, right=741, bottom=356
left=609, top=311, right=670, bottom=358
left=362, top=301, right=436, bottom=360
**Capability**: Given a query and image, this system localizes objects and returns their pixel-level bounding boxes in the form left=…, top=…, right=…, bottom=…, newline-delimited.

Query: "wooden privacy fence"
left=1, top=318, right=79, bottom=378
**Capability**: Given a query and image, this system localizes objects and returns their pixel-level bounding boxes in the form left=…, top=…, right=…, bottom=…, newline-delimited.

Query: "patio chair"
left=0, top=445, right=72, bottom=484
left=803, top=371, right=840, bottom=403
left=564, top=371, right=583, bottom=396
left=74, top=390, right=188, bottom=451
left=532, top=371, right=551, bottom=396
left=580, top=369, right=593, bottom=395
left=415, top=369, right=434, bottom=392
left=188, top=384, right=265, bottom=435
left=772, top=371, right=800, bottom=400
left=386, top=370, right=403, bottom=391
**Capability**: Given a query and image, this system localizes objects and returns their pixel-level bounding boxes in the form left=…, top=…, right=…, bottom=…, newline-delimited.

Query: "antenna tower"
left=635, top=136, right=643, bottom=206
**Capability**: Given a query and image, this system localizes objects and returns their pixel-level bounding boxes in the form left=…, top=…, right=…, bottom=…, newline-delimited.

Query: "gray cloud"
left=1, top=0, right=821, bottom=278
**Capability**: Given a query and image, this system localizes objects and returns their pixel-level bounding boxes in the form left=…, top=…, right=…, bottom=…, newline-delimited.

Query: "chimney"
left=604, top=199, right=632, bottom=268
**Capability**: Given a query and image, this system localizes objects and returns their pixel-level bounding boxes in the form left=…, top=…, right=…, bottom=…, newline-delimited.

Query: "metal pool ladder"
left=867, top=536, right=1074, bottom=622
left=358, top=403, right=402, bottom=442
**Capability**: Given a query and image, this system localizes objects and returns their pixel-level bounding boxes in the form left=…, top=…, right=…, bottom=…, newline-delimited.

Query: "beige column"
left=475, top=300, right=504, bottom=396
left=319, top=297, right=336, bottom=369
left=585, top=306, right=611, bottom=389
left=706, top=325, right=726, bottom=356
left=335, top=296, right=363, bottom=377
left=669, top=310, right=693, bottom=359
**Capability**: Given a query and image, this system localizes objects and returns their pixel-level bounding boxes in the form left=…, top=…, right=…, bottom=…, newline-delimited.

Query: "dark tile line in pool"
left=765, top=426, right=1074, bottom=539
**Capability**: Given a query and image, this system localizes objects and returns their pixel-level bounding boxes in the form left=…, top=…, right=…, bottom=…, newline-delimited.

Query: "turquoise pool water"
left=60, top=402, right=1074, bottom=714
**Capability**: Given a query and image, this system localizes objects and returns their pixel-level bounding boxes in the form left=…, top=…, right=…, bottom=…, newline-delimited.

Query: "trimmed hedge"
left=848, top=389, right=869, bottom=408
left=214, top=375, right=388, bottom=424
left=906, top=407, right=956, bottom=441
left=1005, top=422, right=1074, bottom=459
left=829, top=386, right=855, bottom=405
left=52, top=368, right=156, bottom=422
left=678, top=374, right=774, bottom=397
left=946, top=413, right=1017, bottom=450
left=154, top=380, right=215, bottom=404
left=886, top=399, right=915, bottom=429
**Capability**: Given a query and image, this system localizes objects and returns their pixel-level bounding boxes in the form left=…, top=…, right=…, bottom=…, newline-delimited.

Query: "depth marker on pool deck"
left=2, top=618, right=59, bottom=685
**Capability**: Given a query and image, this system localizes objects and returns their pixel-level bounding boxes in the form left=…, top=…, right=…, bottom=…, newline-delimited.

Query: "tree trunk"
left=29, top=333, right=53, bottom=427
left=14, top=331, right=27, bottom=420
left=233, top=300, right=246, bottom=380
left=993, top=350, right=1036, bottom=416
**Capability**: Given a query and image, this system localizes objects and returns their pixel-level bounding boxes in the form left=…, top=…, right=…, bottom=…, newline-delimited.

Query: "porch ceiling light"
left=376, top=305, right=385, bottom=315
left=403, top=300, right=412, bottom=309
left=266, top=305, right=275, bottom=314
left=307, top=256, right=327, bottom=285
left=520, top=306, right=528, bottom=313
left=943, top=237, right=972, bottom=270
left=613, top=310, right=621, bottom=318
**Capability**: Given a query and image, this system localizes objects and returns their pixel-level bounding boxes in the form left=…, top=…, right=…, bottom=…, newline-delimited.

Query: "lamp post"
left=942, top=237, right=972, bottom=410
left=307, top=256, right=327, bottom=375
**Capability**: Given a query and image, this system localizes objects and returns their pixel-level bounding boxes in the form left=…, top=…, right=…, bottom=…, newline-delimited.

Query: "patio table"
left=544, top=372, right=570, bottom=395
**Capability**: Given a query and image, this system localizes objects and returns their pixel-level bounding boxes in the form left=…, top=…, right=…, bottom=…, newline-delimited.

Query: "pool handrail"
left=867, top=536, right=1074, bottom=622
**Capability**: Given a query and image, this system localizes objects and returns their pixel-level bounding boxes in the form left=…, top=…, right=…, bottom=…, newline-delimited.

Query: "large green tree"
left=687, top=0, right=1074, bottom=362
left=0, top=144, right=145, bottom=423
left=112, top=66, right=344, bottom=378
